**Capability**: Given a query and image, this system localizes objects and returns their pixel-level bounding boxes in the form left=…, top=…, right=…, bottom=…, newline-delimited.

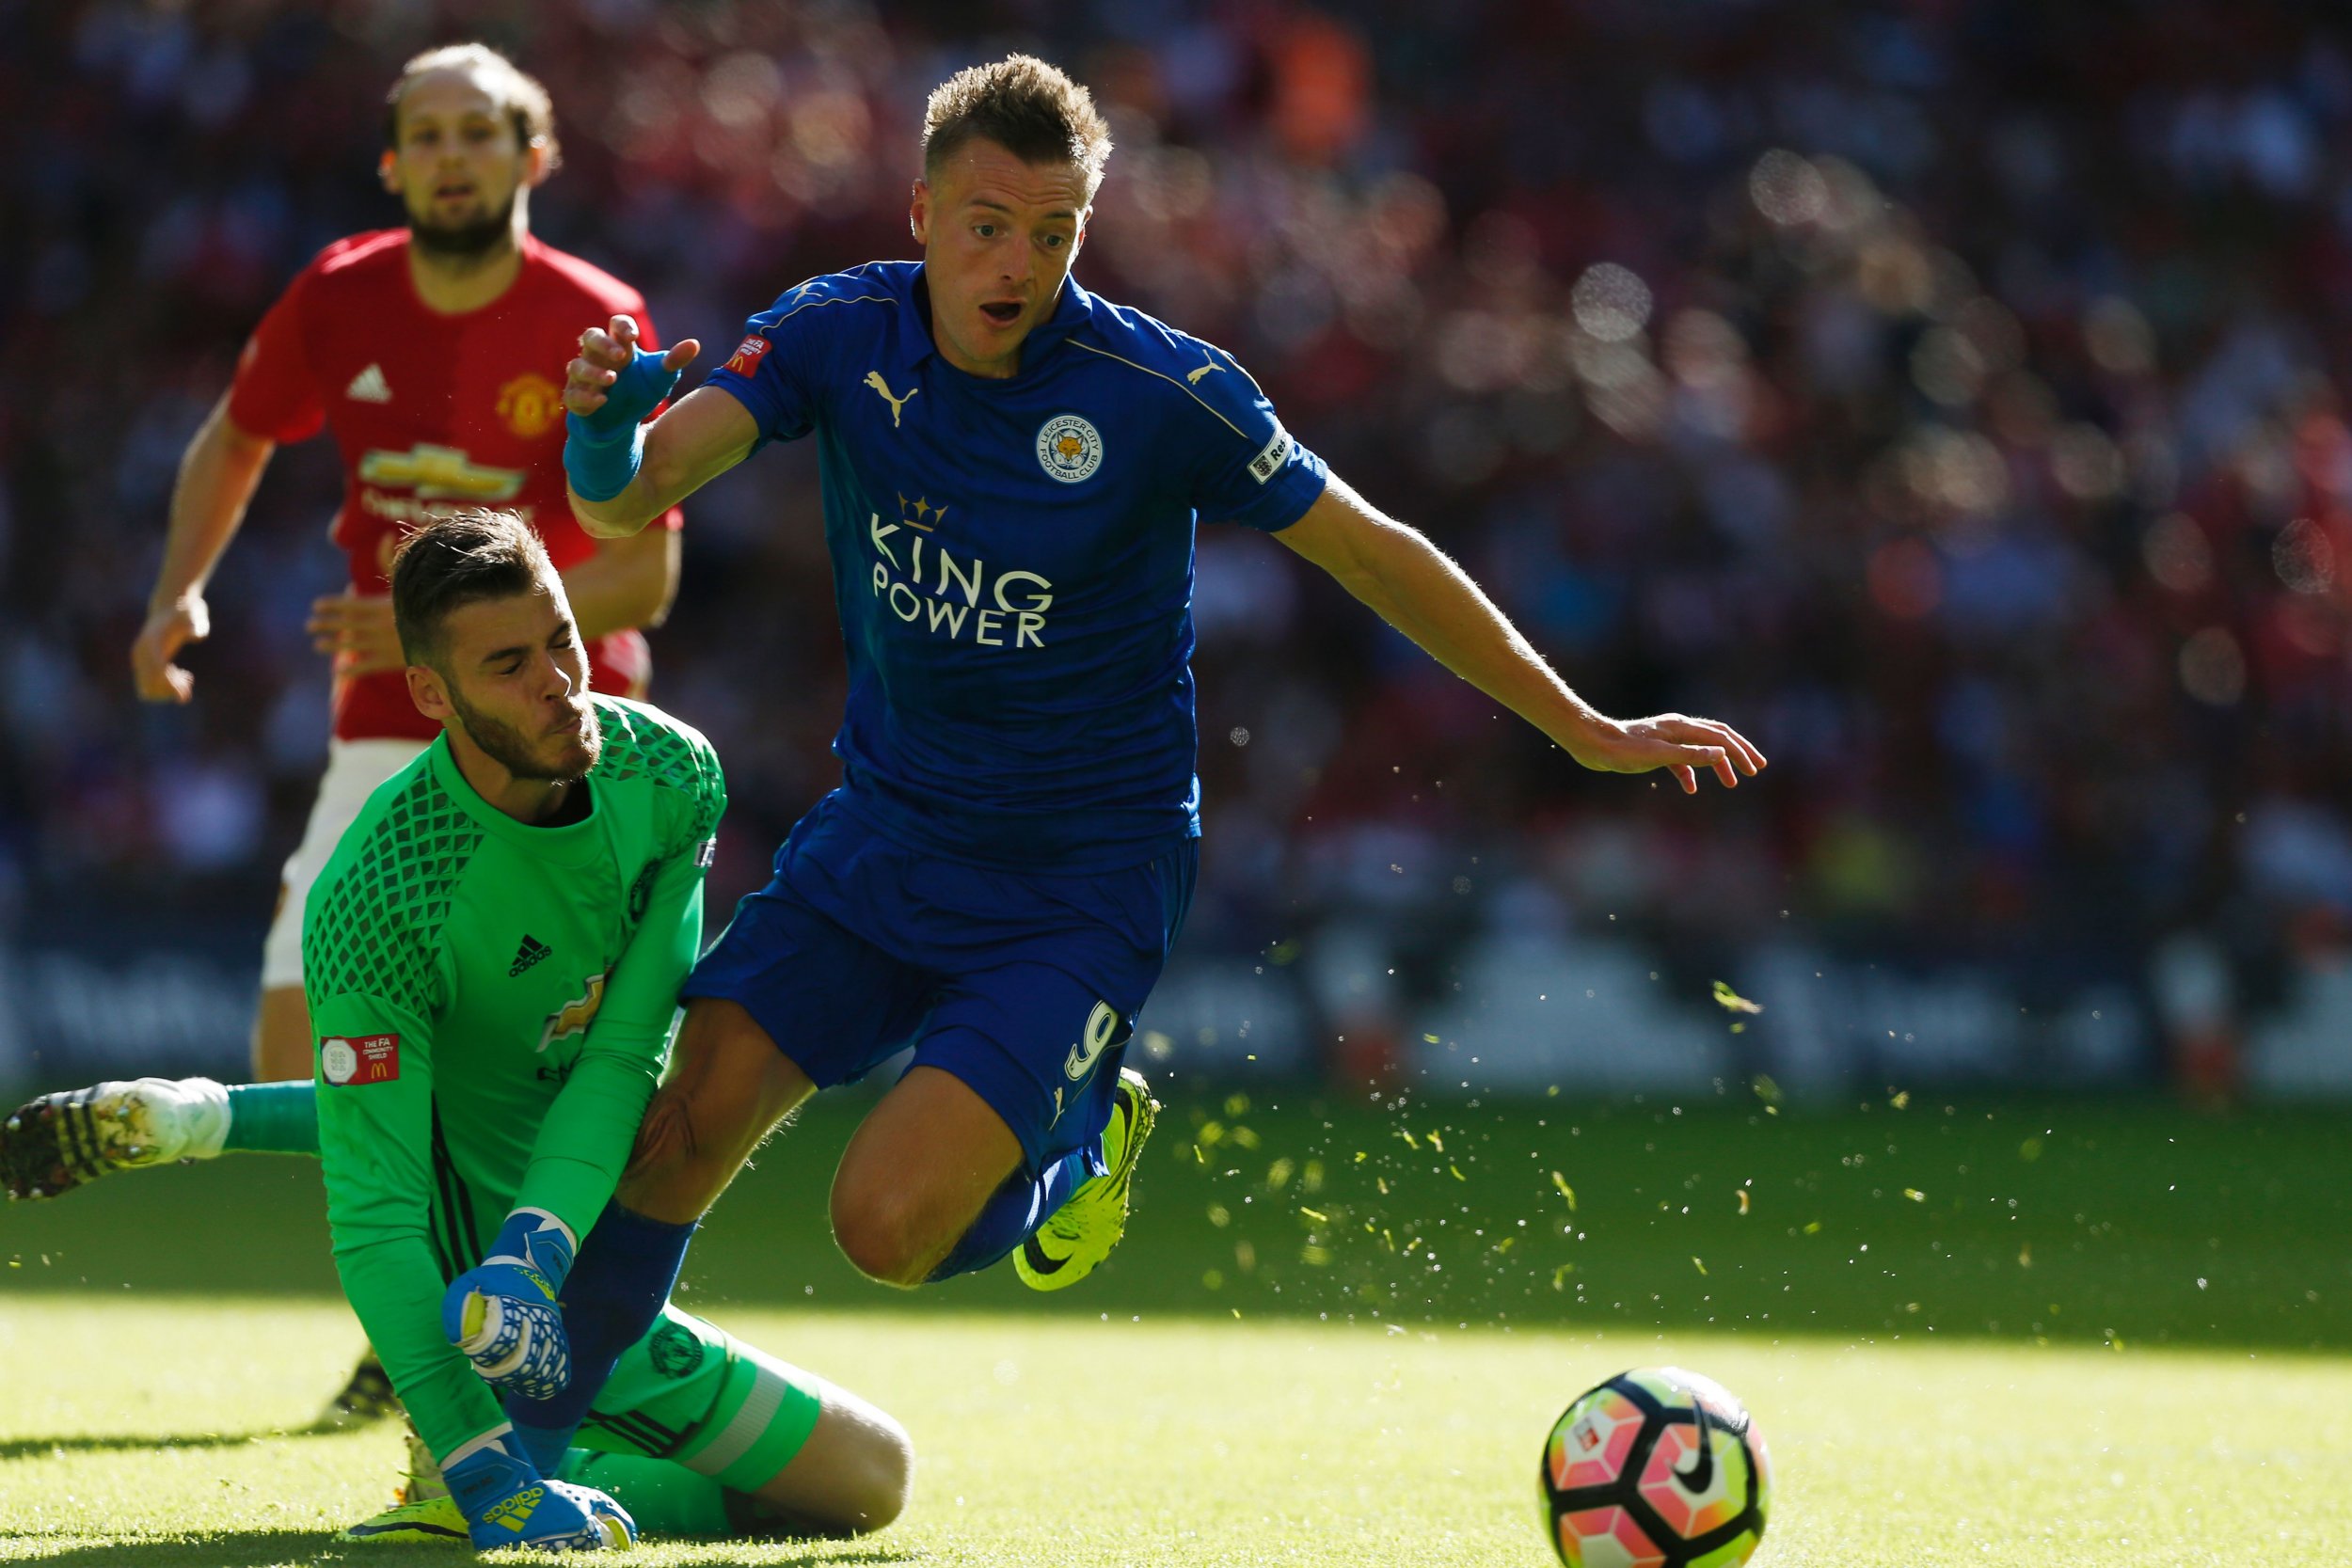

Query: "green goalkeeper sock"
left=222, top=1082, right=319, bottom=1154
left=556, top=1449, right=734, bottom=1537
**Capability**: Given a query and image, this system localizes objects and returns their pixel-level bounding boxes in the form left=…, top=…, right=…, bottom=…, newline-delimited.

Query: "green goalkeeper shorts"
left=575, top=1306, right=827, bottom=1492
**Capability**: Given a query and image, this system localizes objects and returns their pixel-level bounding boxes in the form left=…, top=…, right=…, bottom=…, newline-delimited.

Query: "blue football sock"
left=511, top=1411, right=570, bottom=1475
left=927, top=1144, right=1096, bottom=1282
left=503, top=1199, right=696, bottom=1459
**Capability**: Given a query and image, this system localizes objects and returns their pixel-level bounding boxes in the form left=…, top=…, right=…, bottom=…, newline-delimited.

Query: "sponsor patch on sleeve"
left=694, top=837, right=718, bottom=869
left=1247, top=420, right=1295, bottom=484
left=321, top=1034, right=400, bottom=1085
left=725, top=335, right=772, bottom=375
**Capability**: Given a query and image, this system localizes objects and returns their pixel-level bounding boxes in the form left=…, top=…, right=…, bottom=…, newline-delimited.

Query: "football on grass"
left=1538, top=1366, right=1771, bottom=1568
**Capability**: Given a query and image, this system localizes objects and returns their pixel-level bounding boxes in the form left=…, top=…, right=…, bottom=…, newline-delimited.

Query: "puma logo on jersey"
left=344, top=363, right=392, bottom=403
left=1185, top=356, right=1223, bottom=385
left=864, top=371, right=919, bottom=427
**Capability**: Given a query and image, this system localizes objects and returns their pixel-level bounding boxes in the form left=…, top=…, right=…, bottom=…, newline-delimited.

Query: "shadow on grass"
left=4, top=1529, right=918, bottom=1567
left=4, top=1433, right=265, bottom=1462
left=0, top=1416, right=365, bottom=1462
left=658, top=1548, right=916, bottom=1568
left=8, top=1092, right=2351, bottom=1352
left=3, top=1531, right=343, bottom=1567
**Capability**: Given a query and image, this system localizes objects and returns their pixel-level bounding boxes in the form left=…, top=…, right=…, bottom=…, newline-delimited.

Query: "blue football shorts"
left=681, top=792, right=1198, bottom=1176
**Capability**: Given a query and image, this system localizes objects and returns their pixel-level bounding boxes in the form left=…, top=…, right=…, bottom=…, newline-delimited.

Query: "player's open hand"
left=1560, top=712, right=1768, bottom=795
left=307, top=592, right=404, bottom=678
left=565, top=314, right=698, bottom=420
left=131, top=595, right=210, bottom=703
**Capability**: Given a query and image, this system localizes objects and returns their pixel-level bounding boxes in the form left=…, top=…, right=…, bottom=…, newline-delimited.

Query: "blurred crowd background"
left=6, top=0, right=2351, bottom=1099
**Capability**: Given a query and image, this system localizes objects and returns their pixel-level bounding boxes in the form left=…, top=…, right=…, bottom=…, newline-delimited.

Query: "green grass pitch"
left=2, top=1089, right=2347, bottom=1564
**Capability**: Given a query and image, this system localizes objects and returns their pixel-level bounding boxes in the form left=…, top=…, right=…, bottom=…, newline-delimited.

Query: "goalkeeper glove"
left=442, top=1427, right=636, bottom=1552
left=443, top=1207, right=575, bottom=1401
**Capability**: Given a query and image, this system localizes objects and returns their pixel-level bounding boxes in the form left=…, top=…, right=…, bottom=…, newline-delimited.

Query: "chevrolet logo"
left=538, top=973, right=607, bottom=1053
left=358, top=443, right=525, bottom=501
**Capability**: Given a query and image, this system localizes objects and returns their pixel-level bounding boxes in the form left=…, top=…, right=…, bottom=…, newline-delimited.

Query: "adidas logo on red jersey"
left=345, top=364, right=392, bottom=404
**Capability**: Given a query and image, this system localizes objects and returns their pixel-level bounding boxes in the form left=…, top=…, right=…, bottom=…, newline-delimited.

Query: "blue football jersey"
left=705, top=261, right=1328, bottom=873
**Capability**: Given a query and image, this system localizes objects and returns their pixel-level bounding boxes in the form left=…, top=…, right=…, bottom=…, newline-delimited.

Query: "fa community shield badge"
left=1035, top=413, right=1104, bottom=483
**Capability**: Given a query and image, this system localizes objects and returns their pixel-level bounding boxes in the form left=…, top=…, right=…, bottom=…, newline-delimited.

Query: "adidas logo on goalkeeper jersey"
left=508, top=935, right=552, bottom=976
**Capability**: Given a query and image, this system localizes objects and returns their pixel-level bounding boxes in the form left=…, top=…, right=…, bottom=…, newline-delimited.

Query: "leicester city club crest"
left=1035, top=413, right=1104, bottom=483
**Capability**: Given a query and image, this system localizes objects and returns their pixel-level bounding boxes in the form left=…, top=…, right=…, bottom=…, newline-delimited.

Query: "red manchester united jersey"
left=228, top=230, right=682, bottom=741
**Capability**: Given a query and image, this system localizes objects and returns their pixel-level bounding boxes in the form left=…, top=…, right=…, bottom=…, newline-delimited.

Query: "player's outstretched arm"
left=1276, top=475, right=1768, bottom=795
left=564, top=314, right=755, bottom=538
left=133, top=393, right=276, bottom=704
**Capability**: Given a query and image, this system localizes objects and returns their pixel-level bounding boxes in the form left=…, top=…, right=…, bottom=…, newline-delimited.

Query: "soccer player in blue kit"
left=544, top=55, right=1765, bottom=1382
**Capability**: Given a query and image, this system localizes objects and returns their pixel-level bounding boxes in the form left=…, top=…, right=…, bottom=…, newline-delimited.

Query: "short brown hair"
left=922, top=55, right=1112, bottom=198
left=384, top=42, right=561, bottom=173
left=390, top=510, right=556, bottom=667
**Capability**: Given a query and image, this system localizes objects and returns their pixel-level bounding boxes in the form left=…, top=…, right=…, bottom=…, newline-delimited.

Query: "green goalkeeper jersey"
left=302, top=695, right=724, bottom=1458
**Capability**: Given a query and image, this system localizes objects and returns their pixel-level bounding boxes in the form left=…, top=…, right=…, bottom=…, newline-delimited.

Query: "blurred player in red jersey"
left=133, top=42, right=682, bottom=1080
left=123, top=43, right=683, bottom=1421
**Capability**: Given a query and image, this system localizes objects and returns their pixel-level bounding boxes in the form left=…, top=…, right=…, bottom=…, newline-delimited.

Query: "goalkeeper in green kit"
left=2, top=510, right=910, bottom=1550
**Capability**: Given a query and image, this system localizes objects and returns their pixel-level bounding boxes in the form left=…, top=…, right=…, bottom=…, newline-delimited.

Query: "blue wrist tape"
left=564, top=345, right=680, bottom=502
left=564, top=415, right=647, bottom=503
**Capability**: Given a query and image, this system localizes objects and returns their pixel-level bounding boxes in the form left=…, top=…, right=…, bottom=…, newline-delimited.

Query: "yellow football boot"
left=1016, top=1067, right=1156, bottom=1291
